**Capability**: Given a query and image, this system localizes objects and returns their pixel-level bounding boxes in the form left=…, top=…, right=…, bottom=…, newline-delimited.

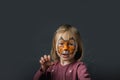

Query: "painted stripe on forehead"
left=57, top=37, right=76, bottom=47
left=59, top=37, right=75, bottom=41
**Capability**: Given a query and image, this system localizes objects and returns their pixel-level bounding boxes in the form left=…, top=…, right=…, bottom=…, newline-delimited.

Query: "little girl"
left=33, top=24, right=91, bottom=80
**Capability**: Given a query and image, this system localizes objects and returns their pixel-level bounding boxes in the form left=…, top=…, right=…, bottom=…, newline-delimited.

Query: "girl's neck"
left=60, top=59, right=75, bottom=66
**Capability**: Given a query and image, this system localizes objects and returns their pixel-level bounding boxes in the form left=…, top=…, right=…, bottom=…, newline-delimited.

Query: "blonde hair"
left=50, top=24, right=83, bottom=62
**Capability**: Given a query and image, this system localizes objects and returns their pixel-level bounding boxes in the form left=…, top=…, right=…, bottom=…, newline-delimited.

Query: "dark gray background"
left=0, top=0, right=120, bottom=80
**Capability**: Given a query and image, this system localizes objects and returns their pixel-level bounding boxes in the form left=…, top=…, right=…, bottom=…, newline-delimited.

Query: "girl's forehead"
left=56, top=31, right=75, bottom=41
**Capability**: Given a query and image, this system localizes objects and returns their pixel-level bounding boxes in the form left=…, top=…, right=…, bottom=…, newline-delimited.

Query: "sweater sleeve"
left=77, top=62, right=91, bottom=80
left=33, top=68, right=46, bottom=80
left=33, top=62, right=56, bottom=80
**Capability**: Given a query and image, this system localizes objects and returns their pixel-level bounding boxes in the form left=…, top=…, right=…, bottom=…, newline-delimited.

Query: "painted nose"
left=63, top=44, right=68, bottom=51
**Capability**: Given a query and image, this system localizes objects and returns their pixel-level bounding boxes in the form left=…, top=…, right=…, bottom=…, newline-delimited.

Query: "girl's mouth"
left=62, top=51, right=69, bottom=55
left=62, top=51, right=70, bottom=58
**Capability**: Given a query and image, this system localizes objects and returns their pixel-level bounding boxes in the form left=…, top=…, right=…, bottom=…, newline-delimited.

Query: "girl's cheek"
left=69, top=46, right=76, bottom=54
left=58, top=46, right=63, bottom=55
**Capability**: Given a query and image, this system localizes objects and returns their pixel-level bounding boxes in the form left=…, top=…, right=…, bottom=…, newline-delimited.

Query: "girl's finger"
left=41, top=57, right=45, bottom=63
left=48, top=55, right=50, bottom=61
left=40, top=60, right=44, bottom=65
left=44, top=55, right=48, bottom=61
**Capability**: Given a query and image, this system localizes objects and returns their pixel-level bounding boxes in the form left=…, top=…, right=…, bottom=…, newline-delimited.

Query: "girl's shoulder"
left=72, top=61, right=87, bottom=69
left=74, top=61, right=85, bottom=66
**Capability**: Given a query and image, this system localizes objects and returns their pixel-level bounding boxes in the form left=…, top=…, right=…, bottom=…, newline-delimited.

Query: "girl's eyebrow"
left=59, top=37, right=74, bottom=41
left=69, top=37, right=74, bottom=40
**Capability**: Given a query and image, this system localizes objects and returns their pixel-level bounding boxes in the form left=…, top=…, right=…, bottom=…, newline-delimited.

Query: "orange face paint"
left=57, top=37, right=76, bottom=55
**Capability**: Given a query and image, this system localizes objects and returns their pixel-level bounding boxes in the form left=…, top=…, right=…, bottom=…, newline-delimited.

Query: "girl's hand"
left=39, top=55, right=52, bottom=72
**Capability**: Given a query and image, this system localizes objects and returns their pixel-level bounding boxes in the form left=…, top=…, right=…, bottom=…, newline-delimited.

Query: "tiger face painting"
left=56, top=31, right=77, bottom=62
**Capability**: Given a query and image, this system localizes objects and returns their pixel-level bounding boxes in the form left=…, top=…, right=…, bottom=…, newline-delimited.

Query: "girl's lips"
left=62, top=54, right=69, bottom=58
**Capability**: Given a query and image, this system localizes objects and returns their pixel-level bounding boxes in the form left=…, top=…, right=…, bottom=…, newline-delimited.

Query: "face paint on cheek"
left=57, top=46, right=63, bottom=55
left=56, top=38, right=63, bottom=55
left=69, top=46, right=76, bottom=55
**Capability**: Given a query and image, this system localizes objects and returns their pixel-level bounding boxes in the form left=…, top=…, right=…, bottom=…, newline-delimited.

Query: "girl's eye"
left=69, top=43, right=74, bottom=46
left=59, top=43, right=64, bottom=46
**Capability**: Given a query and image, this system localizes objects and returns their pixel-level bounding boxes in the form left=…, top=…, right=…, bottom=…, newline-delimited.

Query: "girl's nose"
left=63, top=44, right=68, bottom=51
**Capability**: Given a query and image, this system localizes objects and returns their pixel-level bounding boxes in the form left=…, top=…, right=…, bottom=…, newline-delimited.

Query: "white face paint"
left=56, top=31, right=78, bottom=61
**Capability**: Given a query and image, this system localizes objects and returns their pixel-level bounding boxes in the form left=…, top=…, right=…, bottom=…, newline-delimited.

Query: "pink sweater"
left=33, top=61, right=91, bottom=80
